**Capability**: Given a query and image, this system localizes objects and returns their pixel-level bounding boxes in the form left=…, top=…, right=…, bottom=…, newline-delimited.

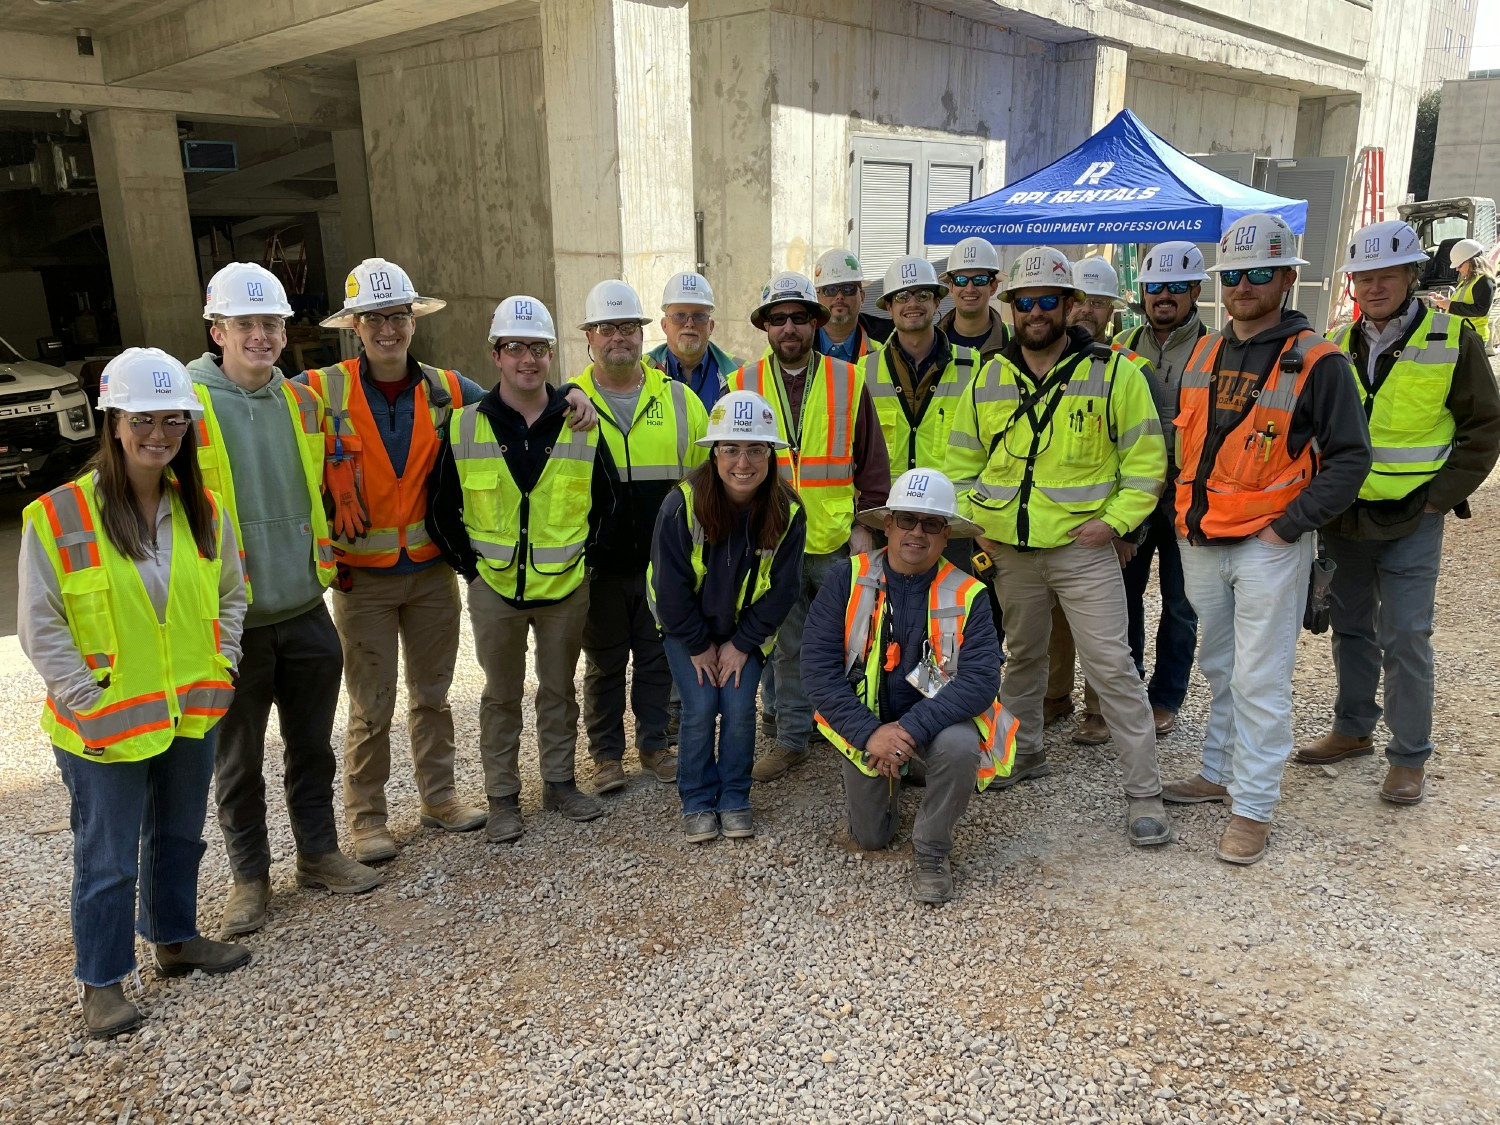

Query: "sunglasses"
left=1143, top=281, right=1193, bottom=296
left=948, top=273, right=995, bottom=288
left=888, top=288, right=937, bottom=305
left=763, top=311, right=814, bottom=327
left=818, top=284, right=861, bottom=298
left=497, top=341, right=551, bottom=359
left=892, top=512, right=948, bottom=534
left=1219, top=268, right=1278, bottom=288
left=1011, top=295, right=1062, bottom=313
left=125, top=415, right=191, bottom=436
left=590, top=322, right=642, bottom=338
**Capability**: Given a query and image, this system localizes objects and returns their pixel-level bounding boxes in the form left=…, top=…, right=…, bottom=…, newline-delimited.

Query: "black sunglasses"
left=763, top=311, right=814, bottom=326
left=948, top=273, right=995, bottom=288
left=818, top=284, right=861, bottom=298
left=1143, top=281, right=1193, bottom=295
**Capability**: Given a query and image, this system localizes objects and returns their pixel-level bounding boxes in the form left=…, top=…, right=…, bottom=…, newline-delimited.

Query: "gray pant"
left=1326, top=511, right=1445, bottom=768
left=774, top=549, right=846, bottom=752
left=841, top=723, right=980, bottom=859
left=582, top=570, right=671, bottom=760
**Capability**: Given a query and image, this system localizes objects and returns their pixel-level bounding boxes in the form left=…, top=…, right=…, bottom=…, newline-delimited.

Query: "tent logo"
left=1074, top=162, right=1114, bottom=187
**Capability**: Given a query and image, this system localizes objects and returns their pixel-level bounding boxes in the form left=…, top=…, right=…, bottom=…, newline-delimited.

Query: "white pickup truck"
left=0, top=333, right=98, bottom=491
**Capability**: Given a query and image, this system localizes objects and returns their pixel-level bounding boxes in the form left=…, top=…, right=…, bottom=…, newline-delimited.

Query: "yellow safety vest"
left=1452, top=273, right=1492, bottom=343
left=814, top=550, right=1018, bottom=791
left=26, top=475, right=236, bottom=763
left=646, top=479, right=803, bottom=656
left=1330, top=309, right=1460, bottom=502
left=191, top=380, right=336, bottom=600
left=864, top=341, right=980, bottom=482
left=572, top=361, right=708, bottom=482
left=726, top=351, right=864, bottom=555
left=449, top=402, right=598, bottom=603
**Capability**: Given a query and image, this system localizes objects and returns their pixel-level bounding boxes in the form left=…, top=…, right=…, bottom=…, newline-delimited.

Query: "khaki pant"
left=1046, top=603, right=1099, bottom=713
left=333, top=565, right=462, bottom=835
left=992, top=542, right=1161, bottom=798
left=468, top=577, right=590, bottom=798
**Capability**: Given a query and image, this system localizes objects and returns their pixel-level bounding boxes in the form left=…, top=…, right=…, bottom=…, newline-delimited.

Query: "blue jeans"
left=1121, top=495, right=1198, bottom=712
left=664, top=636, right=764, bottom=815
left=1180, top=534, right=1313, bottom=823
left=54, top=732, right=218, bottom=987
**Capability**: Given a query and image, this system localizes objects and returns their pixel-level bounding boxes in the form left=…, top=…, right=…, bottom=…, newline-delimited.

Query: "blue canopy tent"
left=924, top=109, right=1307, bottom=245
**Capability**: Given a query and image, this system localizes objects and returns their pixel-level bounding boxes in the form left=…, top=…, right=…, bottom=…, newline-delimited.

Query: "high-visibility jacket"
left=1329, top=310, right=1460, bottom=502
left=727, top=350, right=865, bottom=555
left=1452, top=273, right=1492, bottom=343
left=813, top=550, right=1018, bottom=791
left=947, top=343, right=1165, bottom=548
left=26, top=476, right=236, bottom=763
left=646, top=479, right=804, bottom=656
left=572, top=361, right=708, bottom=482
left=192, top=381, right=335, bottom=600
left=449, top=402, right=597, bottom=603
left=1174, top=330, right=1341, bottom=541
left=864, top=341, right=981, bottom=482
left=304, top=359, right=464, bottom=567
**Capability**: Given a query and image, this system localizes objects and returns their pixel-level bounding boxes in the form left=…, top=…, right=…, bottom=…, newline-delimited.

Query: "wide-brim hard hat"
left=320, top=296, right=446, bottom=330
left=856, top=500, right=984, bottom=539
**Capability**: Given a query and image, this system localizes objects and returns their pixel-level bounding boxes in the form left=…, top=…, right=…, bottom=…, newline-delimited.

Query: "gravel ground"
left=1, top=453, right=1497, bottom=1123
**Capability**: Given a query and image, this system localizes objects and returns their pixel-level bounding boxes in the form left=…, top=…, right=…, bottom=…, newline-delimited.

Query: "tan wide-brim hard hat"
left=320, top=295, right=447, bottom=330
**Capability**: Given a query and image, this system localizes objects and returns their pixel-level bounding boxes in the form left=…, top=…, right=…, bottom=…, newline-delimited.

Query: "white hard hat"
left=751, top=271, right=830, bottom=329
left=1448, top=238, right=1485, bottom=269
left=1073, top=257, right=1125, bottom=307
left=696, top=389, right=789, bottom=449
left=578, top=280, right=650, bottom=329
left=320, top=257, right=446, bottom=329
left=877, top=256, right=948, bottom=309
left=944, top=237, right=1001, bottom=276
left=489, top=295, right=557, bottom=344
left=203, top=262, right=293, bottom=320
left=1000, top=246, right=1084, bottom=302
left=857, top=468, right=983, bottom=539
left=1138, top=241, right=1209, bottom=285
left=96, top=348, right=203, bottom=414
left=661, top=271, right=715, bottom=310
left=813, top=248, right=865, bottom=288
left=1338, top=221, right=1428, bottom=274
left=1208, top=213, right=1309, bottom=272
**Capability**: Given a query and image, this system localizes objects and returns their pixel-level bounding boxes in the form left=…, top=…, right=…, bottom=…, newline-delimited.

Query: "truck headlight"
left=66, top=405, right=91, bottom=432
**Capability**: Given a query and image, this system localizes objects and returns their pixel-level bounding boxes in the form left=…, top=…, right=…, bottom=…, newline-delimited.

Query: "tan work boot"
left=593, top=758, right=626, bottom=794
left=419, top=798, right=488, bottom=832
left=296, top=850, right=383, bottom=894
left=352, top=827, right=398, bottom=864
left=1215, top=815, right=1270, bottom=865
left=153, top=936, right=252, bottom=978
left=1380, top=764, right=1426, bottom=805
left=751, top=745, right=810, bottom=783
left=1043, top=696, right=1075, bottom=724
left=81, top=983, right=142, bottom=1040
left=1072, top=712, right=1109, bottom=745
left=219, top=877, right=270, bottom=938
left=1152, top=707, right=1177, bottom=737
left=1161, top=774, right=1230, bottom=804
left=639, top=749, right=678, bottom=784
left=1293, top=731, right=1374, bottom=764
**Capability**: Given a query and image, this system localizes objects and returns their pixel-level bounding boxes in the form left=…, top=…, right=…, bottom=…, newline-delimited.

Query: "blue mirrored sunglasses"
left=948, top=273, right=995, bottom=288
left=1011, top=294, right=1062, bottom=313
left=1143, top=281, right=1193, bottom=295
left=1219, top=268, right=1278, bottom=288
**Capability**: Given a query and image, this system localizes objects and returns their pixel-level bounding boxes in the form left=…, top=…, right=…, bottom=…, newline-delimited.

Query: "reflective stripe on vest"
left=1331, top=310, right=1459, bottom=501
left=726, top=352, right=862, bottom=554
left=1452, top=274, right=1492, bottom=343
left=812, top=550, right=1017, bottom=791
left=450, top=403, right=596, bottom=602
left=26, top=477, right=234, bottom=763
left=191, top=380, right=336, bottom=599
left=864, top=344, right=979, bottom=482
left=305, top=359, right=463, bottom=566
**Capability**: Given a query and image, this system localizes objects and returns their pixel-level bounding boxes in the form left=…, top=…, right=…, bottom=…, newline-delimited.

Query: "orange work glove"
left=326, top=457, right=370, bottom=540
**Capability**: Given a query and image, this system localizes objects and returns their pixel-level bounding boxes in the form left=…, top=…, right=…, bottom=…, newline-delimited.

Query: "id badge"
left=904, top=641, right=949, bottom=700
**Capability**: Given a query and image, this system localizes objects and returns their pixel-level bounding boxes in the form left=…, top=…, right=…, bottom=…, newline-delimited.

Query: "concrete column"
left=88, top=108, right=204, bottom=360
left=1053, top=40, right=1129, bottom=155
left=541, top=0, right=696, bottom=375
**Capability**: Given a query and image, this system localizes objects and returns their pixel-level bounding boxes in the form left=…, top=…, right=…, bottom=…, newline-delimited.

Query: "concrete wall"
left=1353, top=0, right=1428, bottom=214
left=358, top=20, right=552, bottom=385
left=1126, top=60, right=1300, bottom=158
left=1429, top=78, right=1500, bottom=201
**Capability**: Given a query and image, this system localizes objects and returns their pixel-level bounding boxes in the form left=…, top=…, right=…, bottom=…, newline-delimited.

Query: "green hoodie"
left=186, top=354, right=325, bottom=628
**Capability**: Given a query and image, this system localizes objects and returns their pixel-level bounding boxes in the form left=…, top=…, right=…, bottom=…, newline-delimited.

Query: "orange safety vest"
left=1174, top=330, right=1340, bottom=542
left=303, top=359, right=465, bottom=568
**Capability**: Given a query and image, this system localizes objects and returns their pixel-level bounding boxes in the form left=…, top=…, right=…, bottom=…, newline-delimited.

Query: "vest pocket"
left=59, top=566, right=117, bottom=667
left=1381, top=371, right=1451, bottom=436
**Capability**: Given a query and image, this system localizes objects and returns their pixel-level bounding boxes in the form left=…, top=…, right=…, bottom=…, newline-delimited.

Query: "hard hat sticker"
left=346, top=275, right=360, bottom=298
left=248, top=282, right=264, bottom=300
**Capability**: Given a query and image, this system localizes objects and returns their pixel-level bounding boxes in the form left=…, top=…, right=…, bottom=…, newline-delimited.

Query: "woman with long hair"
left=19, top=348, right=250, bottom=1039
left=1434, top=238, right=1494, bottom=346
left=649, top=391, right=805, bottom=842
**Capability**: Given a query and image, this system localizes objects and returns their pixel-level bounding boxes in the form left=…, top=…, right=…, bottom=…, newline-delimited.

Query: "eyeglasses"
left=590, top=322, right=642, bottom=338
left=1011, top=295, right=1062, bottom=313
left=948, top=273, right=995, bottom=288
left=125, top=415, right=191, bottom=436
left=1144, top=281, right=1194, bottom=296
left=222, top=316, right=286, bottom=335
left=356, top=310, right=415, bottom=328
left=1081, top=297, right=1116, bottom=312
left=892, top=512, right=948, bottom=534
left=763, top=311, right=814, bottom=327
left=1218, top=268, right=1278, bottom=288
left=818, top=284, right=861, bottom=298
left=667, top=311, right=711, bottom=326
left=716, top=444, right=772, bottom=462
left=497, top=341, right=551, bottom=359
left=888, top=288, right=936, bottom=305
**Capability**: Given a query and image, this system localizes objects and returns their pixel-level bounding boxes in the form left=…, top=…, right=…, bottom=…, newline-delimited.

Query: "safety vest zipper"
left=517, top=438, right=530, bottom=602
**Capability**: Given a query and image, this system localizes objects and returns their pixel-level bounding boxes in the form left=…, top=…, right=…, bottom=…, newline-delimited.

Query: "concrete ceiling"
left=8, top=0, right=197, bottom=37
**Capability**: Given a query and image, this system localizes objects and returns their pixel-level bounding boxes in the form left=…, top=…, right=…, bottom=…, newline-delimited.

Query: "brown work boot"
left=81, top=984, right=142, bottom=1040
left=1043, top=696, right=1075, bottom=724
left=751, top=745, right=810, bottom=783
left=419, top=798, right=488, bottom=832
left=593, top=758, right=626, bottom=794
left=295, top=850, right=383, bottom=894
left=638, top=749, right=678, bottom=784
left=989, top=752, right=1051, bottom=791
left=543, top=780, right=605, bottom=822
left=152, top=936, right=252, bottom=978
left=1380, top=764, right=1426, bottom=805
left=1152, top=707, right=1177, bottom=737
left=1072, top=712, right=1109, bottom=745
left=352, top=827, right=398, bottom=864
left=1215, top=815, right=1270, bottom=865
left=218, top=877, right=270, bottom=938
left=1293, top=731, right=1374, bottom=764
left=1161, top=774, right=1230, bottom=804
left=485, top=794, right=523, bottom=843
